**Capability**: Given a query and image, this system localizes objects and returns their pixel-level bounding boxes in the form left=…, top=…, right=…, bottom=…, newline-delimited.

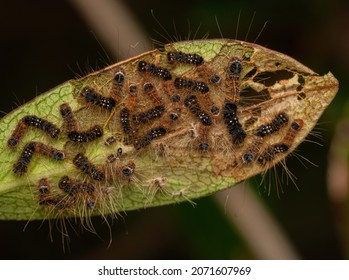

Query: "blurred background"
left=0, top=0, right=348, bottom=259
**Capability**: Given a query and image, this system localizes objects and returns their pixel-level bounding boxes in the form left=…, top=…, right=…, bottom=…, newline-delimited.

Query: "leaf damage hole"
left=297, top=92, right=306, bottom=100
left=239, top=87, right=271, bottom=107
left=253, top=70, right=294, bottom=87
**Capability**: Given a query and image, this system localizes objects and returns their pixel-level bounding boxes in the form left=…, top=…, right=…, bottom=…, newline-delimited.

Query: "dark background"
left=0, top=0, right=348, bottom=259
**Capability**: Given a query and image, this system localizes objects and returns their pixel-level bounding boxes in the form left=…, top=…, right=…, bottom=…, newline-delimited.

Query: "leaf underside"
left=0, top=39, right=338, bottom=221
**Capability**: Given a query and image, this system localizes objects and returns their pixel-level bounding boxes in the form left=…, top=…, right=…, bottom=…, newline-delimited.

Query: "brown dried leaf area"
left=1, top=39, right=338, bottom=220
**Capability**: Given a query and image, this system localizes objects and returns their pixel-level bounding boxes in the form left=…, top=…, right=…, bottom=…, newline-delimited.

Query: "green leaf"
left=0, top=39, right=338, bottom=221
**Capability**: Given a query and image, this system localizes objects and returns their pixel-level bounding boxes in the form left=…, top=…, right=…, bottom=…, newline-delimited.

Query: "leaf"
left=0, top=39, right=338, bottom=222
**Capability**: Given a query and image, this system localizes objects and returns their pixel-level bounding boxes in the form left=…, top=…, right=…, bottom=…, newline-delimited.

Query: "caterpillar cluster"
left=6, top=43, right=315, bottom=239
